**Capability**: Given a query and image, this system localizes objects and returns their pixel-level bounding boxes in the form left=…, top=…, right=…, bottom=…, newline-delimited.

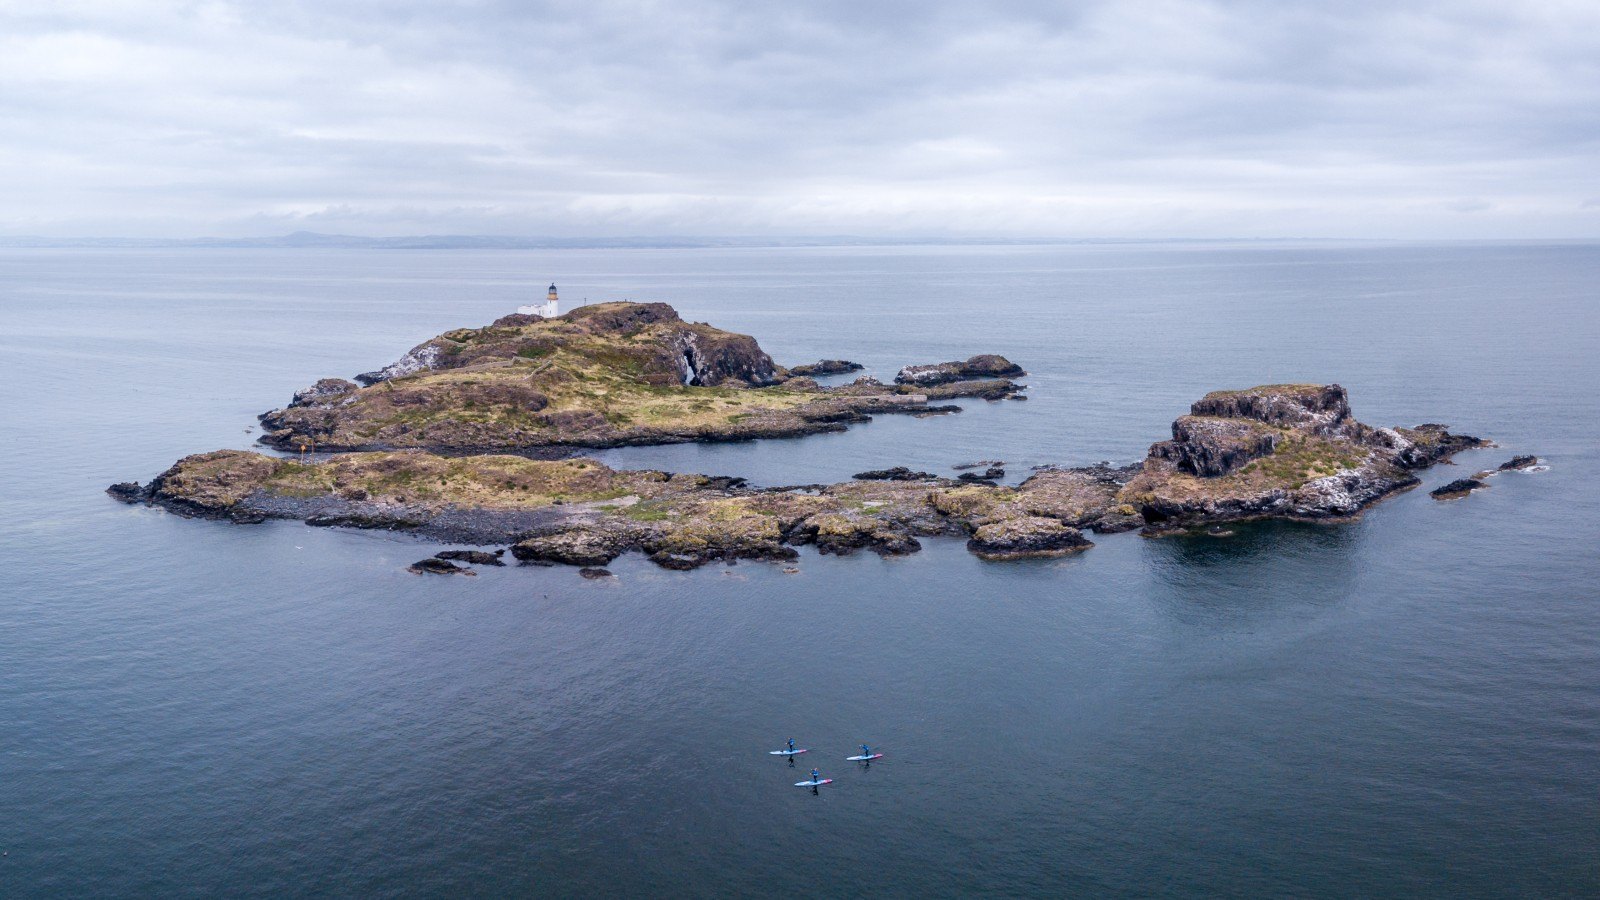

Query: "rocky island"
left=111, top=305, right=1491, bottom=572
left=256, top=302, right=1024, bottom=453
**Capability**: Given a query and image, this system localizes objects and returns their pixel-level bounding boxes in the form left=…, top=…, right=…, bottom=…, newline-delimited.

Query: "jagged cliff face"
left=1151, top=416, right=1283, bottom=477
left=1189, top=384, right=1354, bottom=433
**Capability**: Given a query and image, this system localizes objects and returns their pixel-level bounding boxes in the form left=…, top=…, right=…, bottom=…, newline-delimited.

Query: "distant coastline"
left=0, top=232, right=1388, bottom=251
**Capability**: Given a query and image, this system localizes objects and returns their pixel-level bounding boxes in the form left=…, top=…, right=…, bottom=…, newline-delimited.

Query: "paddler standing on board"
left=859, top=743, right=872, bottom=759
left=787, top=738, right=796, bottom=753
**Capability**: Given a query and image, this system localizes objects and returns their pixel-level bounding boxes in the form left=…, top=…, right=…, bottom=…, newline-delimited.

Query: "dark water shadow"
left=1142, top=518, right=1366, bottom=629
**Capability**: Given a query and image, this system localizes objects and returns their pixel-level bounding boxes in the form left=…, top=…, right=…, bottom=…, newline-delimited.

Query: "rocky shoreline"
left=113, top=350, right=1498, bottom=572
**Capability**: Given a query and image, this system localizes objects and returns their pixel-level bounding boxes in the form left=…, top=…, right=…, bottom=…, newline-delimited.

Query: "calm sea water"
left=1, top=243, right=1596, bottom=897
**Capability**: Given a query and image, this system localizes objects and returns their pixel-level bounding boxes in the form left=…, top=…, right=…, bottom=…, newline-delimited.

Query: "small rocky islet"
left=111, top=301, right=1504, bottom=571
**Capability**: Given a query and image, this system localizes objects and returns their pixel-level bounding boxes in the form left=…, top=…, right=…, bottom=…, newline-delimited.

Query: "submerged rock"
left=578, top=567, right=614, bottom=579
left=1498, top=455, right=1539, bottom=471
left=953, top=460, right=1004, bottom=471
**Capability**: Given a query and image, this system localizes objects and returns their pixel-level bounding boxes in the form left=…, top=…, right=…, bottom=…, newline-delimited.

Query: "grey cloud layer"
left=2, top=0, right=1597, bottom=237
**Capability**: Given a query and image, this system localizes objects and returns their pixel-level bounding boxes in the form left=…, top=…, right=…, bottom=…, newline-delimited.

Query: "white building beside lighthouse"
left=518, top=283, right=559, bottom=317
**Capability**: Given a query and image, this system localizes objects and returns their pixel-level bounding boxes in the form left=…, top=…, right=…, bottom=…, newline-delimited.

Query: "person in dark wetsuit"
left=787, top=738, right=796, bottom=753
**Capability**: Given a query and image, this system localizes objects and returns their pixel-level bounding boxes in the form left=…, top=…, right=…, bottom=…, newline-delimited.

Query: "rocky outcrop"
left=795, top=513, right=922, bottom=557
left=289, top=378, right=359, bottom=408
left=854, top=467, right=939, bottom=482
left=915, top=379, right=1022, bottom=401
left=895, top=354, right=1024, bottom=387
left=1431, top=478, right=1486, bottom=500
left=954, top=466, right=1005, bottom=484
left=1189, top=384, right=1356, bottom=436
left=1498, top=455, right=1539, bottom=471
left=511, top=528, right=639, bottom=567
left=1150, top=417, right=1281, bottom=477
left=1008, top=463, right=1145, bottom=533
left=356, top=343, right=446, bottom=386
left=967, top=517, right=1092, bottom=560
left=788, top=360, right=863, bottom=377
left=1121, top=384, right=1485, bottom=532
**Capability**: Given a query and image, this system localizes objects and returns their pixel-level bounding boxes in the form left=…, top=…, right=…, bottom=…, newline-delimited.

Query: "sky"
left=2, top=0, right=1598, bottom=239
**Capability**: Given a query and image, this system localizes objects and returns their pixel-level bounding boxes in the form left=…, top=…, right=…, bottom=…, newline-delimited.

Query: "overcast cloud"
left=2, top=0, right=1598, bottom=238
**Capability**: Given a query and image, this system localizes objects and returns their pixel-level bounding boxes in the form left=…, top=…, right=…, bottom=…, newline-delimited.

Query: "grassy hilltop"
left=257, top=301, right=1022, bottom=452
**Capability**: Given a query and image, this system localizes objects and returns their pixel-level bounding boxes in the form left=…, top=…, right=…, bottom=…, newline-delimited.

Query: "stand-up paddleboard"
left=769, top=749, right=808, bottom=756
left=846, top=753, right=884, bottom=761
left=795, top=778, right=833, bottom=787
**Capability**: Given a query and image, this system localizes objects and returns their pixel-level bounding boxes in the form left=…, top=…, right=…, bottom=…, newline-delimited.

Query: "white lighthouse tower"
left=518, top=283, right=559, bottom=318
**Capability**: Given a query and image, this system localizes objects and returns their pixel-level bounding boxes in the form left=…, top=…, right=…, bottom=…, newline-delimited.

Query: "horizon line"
left=2, top=232, right=1597, bottom=250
